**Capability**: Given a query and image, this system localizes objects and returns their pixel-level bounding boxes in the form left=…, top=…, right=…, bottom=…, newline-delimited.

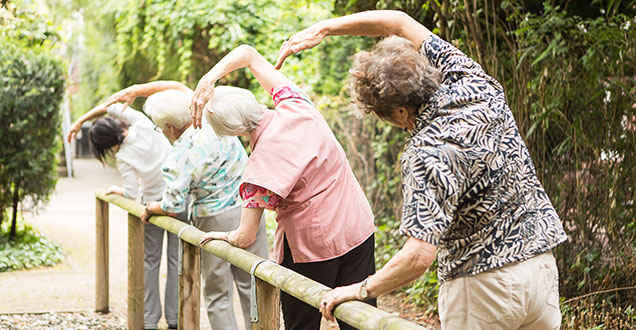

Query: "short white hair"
left=144, top=89, right=192, bottom=130
left=204, top=86, right=265, bottom=136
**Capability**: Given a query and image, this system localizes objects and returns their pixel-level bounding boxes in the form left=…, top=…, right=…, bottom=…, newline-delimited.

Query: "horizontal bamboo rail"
left=95, top=189, right=429, bottom=330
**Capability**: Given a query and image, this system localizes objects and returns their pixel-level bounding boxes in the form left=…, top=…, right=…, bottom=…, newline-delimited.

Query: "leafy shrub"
left=0, top=214, right=65, bottom=272
left=0, top=37, right=65, bottom=239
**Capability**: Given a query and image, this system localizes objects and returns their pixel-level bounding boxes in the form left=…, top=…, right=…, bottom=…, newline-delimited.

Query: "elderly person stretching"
left=277, top=10, right=568, bottom=330
left=105, top=81, right=269, bottom=330
left=190, top=45, right=376, bottom=330
left=68, top=95, right=182, bottom=330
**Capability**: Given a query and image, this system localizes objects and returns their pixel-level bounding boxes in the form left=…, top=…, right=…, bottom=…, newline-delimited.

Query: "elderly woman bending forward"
left=277, top=10, right=567, bottom=330
left=191, top=45, right=376, bottom=330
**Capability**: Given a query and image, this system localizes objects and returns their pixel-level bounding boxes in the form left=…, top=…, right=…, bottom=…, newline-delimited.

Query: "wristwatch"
left=359, top=277, right=370, bottom=299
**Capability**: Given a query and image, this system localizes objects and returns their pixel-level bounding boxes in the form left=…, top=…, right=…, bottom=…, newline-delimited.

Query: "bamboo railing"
left=94, top=189, right=429, bottom=330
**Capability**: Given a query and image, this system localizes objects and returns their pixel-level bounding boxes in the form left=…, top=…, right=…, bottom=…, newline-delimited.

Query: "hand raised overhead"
left=275, top=22, right=327, bottom=70
left=189, top=74, right=216, bottom=129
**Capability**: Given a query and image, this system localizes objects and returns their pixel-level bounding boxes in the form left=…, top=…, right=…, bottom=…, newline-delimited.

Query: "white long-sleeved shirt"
left=107, top=104, right=171, bottom=203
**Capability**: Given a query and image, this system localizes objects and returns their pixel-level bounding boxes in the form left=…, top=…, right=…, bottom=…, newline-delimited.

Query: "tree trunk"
left=10, top=181, right=19, bottom=240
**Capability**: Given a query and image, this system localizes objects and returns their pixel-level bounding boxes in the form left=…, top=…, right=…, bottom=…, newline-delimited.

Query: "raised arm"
left=275, top=10, right=432, bottom=69
left=67, top=102, right=108, bottom=142
left=190, top=45, right=289, bottom=128
left=104, top=80, right=192, bottom=110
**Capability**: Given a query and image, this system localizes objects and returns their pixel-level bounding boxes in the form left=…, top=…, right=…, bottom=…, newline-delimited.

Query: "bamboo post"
left=252, top=277, right=279, bottom=330
left=128, top=213, right=144, bottom=330
left=95, top=197, right=109, bottom=313
left=178, top=241, right=200, bottom=330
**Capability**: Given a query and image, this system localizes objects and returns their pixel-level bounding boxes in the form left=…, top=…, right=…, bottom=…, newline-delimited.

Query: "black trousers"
left=280, top=233, right=377, bottom=330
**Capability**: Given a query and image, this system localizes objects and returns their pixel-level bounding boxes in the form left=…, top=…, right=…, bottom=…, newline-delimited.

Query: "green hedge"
left=0, top=38, right=65, bottom=239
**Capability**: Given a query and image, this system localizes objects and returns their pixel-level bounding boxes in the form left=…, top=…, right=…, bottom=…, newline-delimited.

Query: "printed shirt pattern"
left=240, top=183, right=280, bottom=210
left=400, top=35, right=568, bottom=283
left=160, top=124, right=247, bottom=218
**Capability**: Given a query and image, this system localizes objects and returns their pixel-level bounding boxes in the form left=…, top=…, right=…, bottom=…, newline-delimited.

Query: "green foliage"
left=0, top=33, right=65, bottom=238
left=0, top=214, right=65, bottom=272
left=44, top=0, right=636, bottom=326
left=0, top=0, right=61, bottom=50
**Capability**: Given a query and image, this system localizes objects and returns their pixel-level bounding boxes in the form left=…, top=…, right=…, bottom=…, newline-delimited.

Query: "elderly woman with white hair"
left=190, top=45, right=376, bottom=330
left=104, top=81, right=269, bottom=330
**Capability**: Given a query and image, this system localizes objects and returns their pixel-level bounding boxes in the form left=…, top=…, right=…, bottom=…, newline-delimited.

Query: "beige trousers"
left=439, top=251, right=561, bottom=330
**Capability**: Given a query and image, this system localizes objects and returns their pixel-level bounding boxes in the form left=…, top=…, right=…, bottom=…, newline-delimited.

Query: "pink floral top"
left=240, top=183, right=281, bottom=210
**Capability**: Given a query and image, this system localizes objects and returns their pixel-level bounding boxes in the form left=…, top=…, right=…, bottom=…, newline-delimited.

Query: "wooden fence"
left=94, top=189, right=428, bottom=330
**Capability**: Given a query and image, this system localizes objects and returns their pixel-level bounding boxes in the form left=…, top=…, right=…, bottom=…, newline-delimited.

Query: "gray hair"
left=144, top=89, right=192, bottom=130
left=204, top=86, right=265, bottom=136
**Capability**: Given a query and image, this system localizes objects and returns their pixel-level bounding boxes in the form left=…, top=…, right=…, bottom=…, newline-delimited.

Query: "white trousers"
left=439, top=251, right=561, bottom=330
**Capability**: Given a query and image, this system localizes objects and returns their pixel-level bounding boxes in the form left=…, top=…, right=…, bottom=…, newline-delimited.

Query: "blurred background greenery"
left=2, top=0, right=635, bottom=328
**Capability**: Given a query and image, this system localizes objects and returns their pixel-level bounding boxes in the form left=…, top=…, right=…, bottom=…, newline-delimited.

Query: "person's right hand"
left=67, top=120, right=83, bottom=143
left=275, top=22, right=327, bottom=70
left=190, top=74, right=217, bottom=129
left=104, top=86, right=138, bottom=110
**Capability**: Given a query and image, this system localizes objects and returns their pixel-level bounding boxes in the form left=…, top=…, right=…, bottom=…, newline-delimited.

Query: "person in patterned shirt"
left=277, top=10, right=567, bottom=330
left=105, top=81, right=269, bottom=330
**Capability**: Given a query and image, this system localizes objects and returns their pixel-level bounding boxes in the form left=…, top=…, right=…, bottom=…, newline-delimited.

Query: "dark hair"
left=88, top=117, right=128, bottom=164
left=348, top=36, right=442, bottom=121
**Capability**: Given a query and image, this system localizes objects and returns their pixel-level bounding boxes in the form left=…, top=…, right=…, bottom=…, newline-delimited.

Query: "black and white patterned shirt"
left=399, top=35, right=567, bottom=283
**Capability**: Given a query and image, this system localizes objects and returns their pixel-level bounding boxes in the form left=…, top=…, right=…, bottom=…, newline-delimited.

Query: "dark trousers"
left=280, top=234, right=377, bottom=330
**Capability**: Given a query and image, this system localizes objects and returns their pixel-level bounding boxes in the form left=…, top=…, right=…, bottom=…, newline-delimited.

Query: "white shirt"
left=107, top=104, right=171, bottom=203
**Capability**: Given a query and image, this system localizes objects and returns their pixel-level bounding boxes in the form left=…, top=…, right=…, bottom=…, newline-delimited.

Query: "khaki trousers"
left=439, top=251, right=561, bottom=330
left=193, top=207, right=269, bottom=330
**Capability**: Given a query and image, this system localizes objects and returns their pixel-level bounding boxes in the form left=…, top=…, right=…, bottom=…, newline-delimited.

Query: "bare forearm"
left=365, top=237, right=436, bottom=298
left=229, top=207, right=264, bottom=249
left=319, top=10, right=431, bottom=46
left=78, top=102, right=108, bottom=123
left=130, top=81, right=191, bottom=97
left=204, top=45, right=255, bottom=83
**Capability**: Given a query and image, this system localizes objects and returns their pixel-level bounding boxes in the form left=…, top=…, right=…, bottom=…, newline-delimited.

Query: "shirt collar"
left=408, top=88, right=441, bottom=138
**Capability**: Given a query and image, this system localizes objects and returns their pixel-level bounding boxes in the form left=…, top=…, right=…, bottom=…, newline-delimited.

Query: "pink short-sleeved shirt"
left=241, top=84, right=375, bottom=263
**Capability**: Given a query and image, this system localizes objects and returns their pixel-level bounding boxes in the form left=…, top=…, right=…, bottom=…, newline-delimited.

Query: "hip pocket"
left=467, top=271, right=516, bottom=324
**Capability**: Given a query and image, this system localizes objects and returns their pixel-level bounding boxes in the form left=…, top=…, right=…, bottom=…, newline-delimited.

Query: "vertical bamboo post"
left=252, top=278, right=280, bottom=330
left=95, top=198, right=109, bottom=313
left=178, top=242, right=200, bottom=330
left=128, top=213, right=144, bottom=330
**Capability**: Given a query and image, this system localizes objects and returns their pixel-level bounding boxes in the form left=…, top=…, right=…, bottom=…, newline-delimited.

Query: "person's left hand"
left=140, top=208, right=152, bottom=224
left=319, top=283, right=360, bottom=322
left=106, top=185, right=124, bottom=196
left=199, top=230, right=231, bottom=246
left=190, top=74, right=217, bottom=129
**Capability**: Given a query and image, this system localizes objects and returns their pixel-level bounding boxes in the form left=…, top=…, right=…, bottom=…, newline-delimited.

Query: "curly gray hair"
left=348, top=36, right=442, bottom=120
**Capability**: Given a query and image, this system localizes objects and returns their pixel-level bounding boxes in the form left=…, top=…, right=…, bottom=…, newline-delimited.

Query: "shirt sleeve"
left=422, top=35, right=502, bottom=87
left=270, top=84, right=313, bottom=107
left=239, top=183, right=280, bottom=211
left=107, top=103, right=155, bottom=128
left=116, top=160, right=140, bottom=200
left=399, top=148, right=459, bottom=245
left=160, top=148, right=193, bottom=214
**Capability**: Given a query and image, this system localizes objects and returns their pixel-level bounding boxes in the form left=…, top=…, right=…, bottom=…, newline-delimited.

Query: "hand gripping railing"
left=94, top=189, right=430, bottom=330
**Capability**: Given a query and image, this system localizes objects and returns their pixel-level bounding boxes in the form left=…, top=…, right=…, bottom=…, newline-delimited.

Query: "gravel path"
left=0, top=312, right=126, bottom=330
